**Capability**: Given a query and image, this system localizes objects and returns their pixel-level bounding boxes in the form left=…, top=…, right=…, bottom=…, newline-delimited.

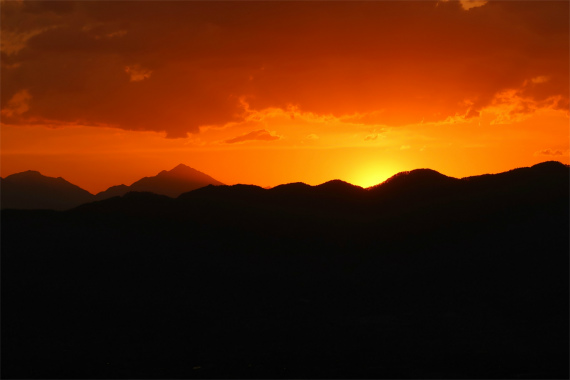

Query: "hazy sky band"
left=1, top=1, right=568, bottom=192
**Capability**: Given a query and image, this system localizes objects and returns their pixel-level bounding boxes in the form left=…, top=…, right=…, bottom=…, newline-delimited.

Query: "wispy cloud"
left=534, top=148, right=568, bottom=157
left=459, top=0, right=488, bottom=11
left=1, top=89, right=31, bottom=117
left=225, top=129, right=281, bottom=144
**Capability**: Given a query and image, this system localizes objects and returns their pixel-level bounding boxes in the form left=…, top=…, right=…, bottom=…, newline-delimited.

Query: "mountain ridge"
left=1, top=164, right=224, bottom=210
left=2, top=160, right=568, bottom=379
left=2, top=161, right=567, bottom=211
left=1, top=170, right=94, bottom=211
left=72, top=161, right=569, bottom=221
left=95, top=164, right=224, bottom=199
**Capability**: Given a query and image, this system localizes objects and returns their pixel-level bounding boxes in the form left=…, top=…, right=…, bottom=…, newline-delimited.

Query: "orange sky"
left=1, top=1, right=568, bottom=194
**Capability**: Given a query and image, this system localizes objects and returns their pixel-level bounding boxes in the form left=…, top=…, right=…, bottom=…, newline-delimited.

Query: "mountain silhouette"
left=368, top=168, right=460, bottom=202
left=74, top=161, right=568, bottom=221
left=315, top=179, right=365, bottom=194
left=94, top=184, right=130, bottom=199
left=2, top=161, right=568, bottom=378
left=1, top=164, right=224, bottom=210
left=0, top=170, right=94, bottom=210
left=5, top=161, right=567, bottom=212
left=94, top=164, right=224, bottom=199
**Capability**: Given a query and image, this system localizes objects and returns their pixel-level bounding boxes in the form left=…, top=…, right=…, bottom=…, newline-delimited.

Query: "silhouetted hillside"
left=94, top=184, right=130, bottom=199
left=368, top=168, right=460, bottom=205
left=0, top=171, right=94, bottom=210
left=461, top=161, right=568, bottom=194
left=95, top=164, right=224, bottom=200
left=315, top=179, right=365, bottom=195
left=2, top=161, right=568, bottom=379
left=0, top=165, right=225, bottom=210
left=76, top=161, right=568, bottom=219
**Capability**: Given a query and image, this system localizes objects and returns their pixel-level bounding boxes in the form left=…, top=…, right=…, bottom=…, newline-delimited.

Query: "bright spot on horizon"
left=348, top=165, right=397, bottom=188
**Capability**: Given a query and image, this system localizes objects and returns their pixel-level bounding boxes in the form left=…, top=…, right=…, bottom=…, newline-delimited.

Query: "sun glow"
left=348, top=164, right=399, bottom=188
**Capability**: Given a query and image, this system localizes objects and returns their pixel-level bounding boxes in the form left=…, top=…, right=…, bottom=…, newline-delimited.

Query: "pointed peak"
left=172, top=163, right=191, bottom=170
left=164, top=164, right=200, bottom=176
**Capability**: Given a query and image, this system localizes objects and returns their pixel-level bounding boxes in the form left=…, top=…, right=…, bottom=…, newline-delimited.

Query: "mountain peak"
left=2, top=170, right=93, bottom=210
left=317, top=179, right=359, bottom=187
left=376, top=168, right=449, bottom=186
left=93, top=165, right=223, bottom=200
left=172, top=163, right=191, bottom=170
left=7, top=170, right=44, bottom=179
left=163, top=164, right=202, bottom=177
left=316, top=179, right=364, bottom=192
left=531, top=160, right=568, bottom=171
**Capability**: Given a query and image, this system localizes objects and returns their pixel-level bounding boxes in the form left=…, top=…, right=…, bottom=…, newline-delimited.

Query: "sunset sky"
left=1, top=0, right=568, bottom=194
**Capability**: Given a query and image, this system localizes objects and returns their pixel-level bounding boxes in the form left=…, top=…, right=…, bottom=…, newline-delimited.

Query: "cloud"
left=459, top=0, right=488, bottom=11
left=531, top=76, right=550, bottom=84
left=21, top=1, right=76, bottom=15
left=305, top=134, right=319, bottom=140
left=1, top=89, right=31, bottom=117
left=363, top=126, right=390, bottom=141
left=534, top=149, right=567, bottom=157
left=106, top=30, right=127, bottom=39
left=1, top=28, right=53, bottom=55
left=400, top=145, right=411, bottom=150
left=225, top=129, right=281, bottom=144
left=1, top=1, right=567, bottom=137
left=464, top=108, right=480, bottom=119
left=485, top=85, right=565, bottom=125
left=125, top=65, right=152, bottom=82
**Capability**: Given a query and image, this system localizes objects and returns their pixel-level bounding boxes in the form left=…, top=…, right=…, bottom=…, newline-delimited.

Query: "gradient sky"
left=1, top=0, right=568, bottom=193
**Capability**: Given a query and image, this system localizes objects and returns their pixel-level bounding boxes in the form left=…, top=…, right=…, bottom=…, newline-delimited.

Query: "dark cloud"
left=22, top=1, right=76, bottom=15
left=225, top=129, right=280, bottom=144
left=534, top=149, right=566, bottom=157
left=1, top=1, right=567, bottom=137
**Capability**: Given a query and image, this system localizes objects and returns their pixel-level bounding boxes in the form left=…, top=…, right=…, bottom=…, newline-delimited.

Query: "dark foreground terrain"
left=2, top=162, right=569, bottom=378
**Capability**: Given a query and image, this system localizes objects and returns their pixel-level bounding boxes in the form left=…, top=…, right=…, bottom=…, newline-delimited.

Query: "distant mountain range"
left=1, top=164, right=224, bottom=210
left=73, top=161, right=568, bottom=221
left=1, top=161, right=568, bottom=211
left=0, top=170, right=93, bottom=211
left=93, top=164, right=224, bottom=200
